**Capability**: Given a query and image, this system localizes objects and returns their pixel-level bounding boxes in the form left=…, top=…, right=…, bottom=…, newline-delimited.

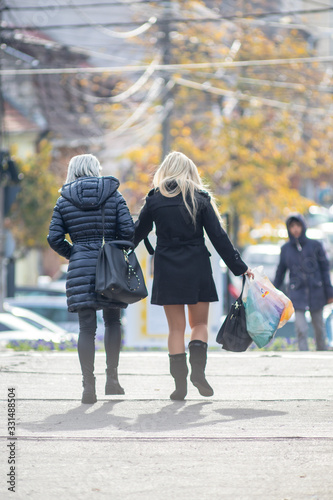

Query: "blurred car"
left=305, top=205, right=332, bottom=227
left=36, top=264, right=67, bottom=293
left=3, top=304, right=76, bottom=337
left=315, top=222, right=333, bottom=264
left=12, top=286, right=66, bottom=297
left=0, top=313, right=73, bottom=343
left=4, top=296, right=79, bottom=332
left=4, top=296, right=103, bottom=334
left=305, top=227, right=332, bottom=264
left=241, top=244, right=282, bottom=282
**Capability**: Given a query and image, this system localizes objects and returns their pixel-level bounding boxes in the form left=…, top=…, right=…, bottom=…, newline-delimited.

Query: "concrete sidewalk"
left=0, top=350, right=333, bottom=499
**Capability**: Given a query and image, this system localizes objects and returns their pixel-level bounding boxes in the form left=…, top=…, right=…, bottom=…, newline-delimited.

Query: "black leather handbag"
left=216, top=275, right=253, bottom=352
left=95, top=205, right=148, bottom=304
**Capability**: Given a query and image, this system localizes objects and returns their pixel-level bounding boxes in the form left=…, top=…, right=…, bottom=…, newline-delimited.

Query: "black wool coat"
left=274, top=213, right=333, bottom=311
left=134, top=188, right=248, bottom=305
left=47, top=176, right=134, bottom=312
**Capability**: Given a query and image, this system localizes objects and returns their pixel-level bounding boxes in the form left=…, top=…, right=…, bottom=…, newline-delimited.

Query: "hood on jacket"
left=286, top=213, right=307, bottom=246
left=60, top=176, right=120, bottom=210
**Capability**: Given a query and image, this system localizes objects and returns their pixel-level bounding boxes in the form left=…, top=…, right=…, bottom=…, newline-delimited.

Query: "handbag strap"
left=239, top=274, right=246, bottom=299
left=101, top=203, right=135, bottom=250
left=101, top=203, right=106, bottom=247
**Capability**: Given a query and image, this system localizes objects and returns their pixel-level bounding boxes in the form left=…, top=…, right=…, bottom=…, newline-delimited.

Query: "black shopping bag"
left=216, top=275, right=253, bottom=352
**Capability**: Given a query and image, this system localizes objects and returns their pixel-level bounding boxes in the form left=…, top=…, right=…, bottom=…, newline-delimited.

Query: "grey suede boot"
left=105, top=368, right=125, bottom=395
left=188, top=340, right=214, bottom=397
left=169, top=353, right=188, bottom=401
left=81, top=376, right=97, bottom=404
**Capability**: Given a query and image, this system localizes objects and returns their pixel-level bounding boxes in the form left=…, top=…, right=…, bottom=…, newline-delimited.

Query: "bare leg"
left=164, top=304, right=186, bottom=354
left=188, top=302, right=209, bottom=342
left=164, top=304, right=188, bottom=400
left=188, top=302, right=213, bottom=397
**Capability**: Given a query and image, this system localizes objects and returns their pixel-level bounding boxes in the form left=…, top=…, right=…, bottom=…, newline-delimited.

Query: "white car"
left=241, top=244, right=282, bottom=283
left=4, top=296, right=104, bottom=335
left=3, top=304, right=77, bottom=338
left=0, top=312, right=73, bottom=343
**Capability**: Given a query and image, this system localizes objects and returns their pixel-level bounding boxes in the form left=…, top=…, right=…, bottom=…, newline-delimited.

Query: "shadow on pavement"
left=19, top=400, right=288, bottom=434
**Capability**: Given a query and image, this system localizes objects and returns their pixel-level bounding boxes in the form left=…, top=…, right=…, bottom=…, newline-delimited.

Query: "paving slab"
left=0, top=351, right=332, bottom=500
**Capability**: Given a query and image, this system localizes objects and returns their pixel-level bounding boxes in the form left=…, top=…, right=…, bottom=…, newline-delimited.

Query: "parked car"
left=241, top=244, right=282, bottom=283
left=3, top=304, right=76, bottom=337
left=0, top=313, right=73, bottom=343
left=315, top=222, right=333, bottom=266
left=4, top=296, right=103, bottom=334
left=305, top=205, right=332, bottom=227
left=12, top=286, right=66, bottom=297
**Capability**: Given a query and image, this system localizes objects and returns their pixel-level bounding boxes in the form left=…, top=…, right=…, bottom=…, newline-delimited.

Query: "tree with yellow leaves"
left=116, top=2, right=333, bottom=245
left=9, top=141, right=60, bottom=253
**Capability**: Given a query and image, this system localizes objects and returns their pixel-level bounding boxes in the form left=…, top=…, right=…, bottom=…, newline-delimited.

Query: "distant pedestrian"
left=134, top=151, right=253, bottom=400
left=48, top=154, right=134, bottom=404
left=274, top=214, right=333, bottom=350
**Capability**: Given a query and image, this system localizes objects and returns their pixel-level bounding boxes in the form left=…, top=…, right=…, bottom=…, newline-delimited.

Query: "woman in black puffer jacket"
left=48, top=154, right=134, bottom=404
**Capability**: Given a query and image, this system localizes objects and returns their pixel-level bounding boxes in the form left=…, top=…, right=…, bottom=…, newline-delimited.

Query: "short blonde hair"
left=65, top=154, right=102, bottom=184
left=153, top=151, right=220, bottom=224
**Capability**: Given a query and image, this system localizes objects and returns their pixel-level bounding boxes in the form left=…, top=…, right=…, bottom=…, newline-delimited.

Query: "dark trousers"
left=77, top=308, right=122, bottom=379
left=294, top=309, right=327, bottom=351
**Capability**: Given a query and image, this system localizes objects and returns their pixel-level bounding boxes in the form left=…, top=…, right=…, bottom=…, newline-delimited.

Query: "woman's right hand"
left=244, top=268, right=254, bottom=279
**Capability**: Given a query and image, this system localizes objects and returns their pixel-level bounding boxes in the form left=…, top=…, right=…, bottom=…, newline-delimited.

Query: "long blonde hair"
left=153, top=151, right=221, bottom=224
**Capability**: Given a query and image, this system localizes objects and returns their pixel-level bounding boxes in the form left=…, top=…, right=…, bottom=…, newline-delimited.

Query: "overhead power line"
left=237, top=76, right=333, bottom=93
left=2, top=1, right=154, bottom=9
left=66, top=55, right=161, bottom=103
left=67, top=1, right=157, bottom=39
left=3, top=6, right=333, bottom=31
left=173, top=76, right=333, bottom=116
left=3, top=54, right=333, bottom=76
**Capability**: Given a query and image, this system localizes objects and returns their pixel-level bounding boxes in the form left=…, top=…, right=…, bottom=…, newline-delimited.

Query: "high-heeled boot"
left=188, top=340, right=214, bottom=397
left=169, top=353, right=188, bottom=401
left=105, top=367, right=125, bottom=395
left=81, top=376, right=97, bottom=404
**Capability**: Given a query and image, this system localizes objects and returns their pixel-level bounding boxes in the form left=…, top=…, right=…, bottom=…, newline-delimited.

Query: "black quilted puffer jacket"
left=47, top=176, right=134, bottom=312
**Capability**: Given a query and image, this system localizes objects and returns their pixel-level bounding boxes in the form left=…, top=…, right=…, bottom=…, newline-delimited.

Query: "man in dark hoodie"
left=274, top=214, right=333, bottom=350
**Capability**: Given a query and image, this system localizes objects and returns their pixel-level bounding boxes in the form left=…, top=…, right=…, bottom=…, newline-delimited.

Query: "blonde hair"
left=153, top=151, right=221, bottom=224
left=65, top=154, right=102, bottom=184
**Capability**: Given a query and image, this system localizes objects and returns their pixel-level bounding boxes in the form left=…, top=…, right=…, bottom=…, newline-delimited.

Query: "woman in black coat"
left=134, top=151, right=253, bottom=400
left=48, top=154, right=134, bottom=404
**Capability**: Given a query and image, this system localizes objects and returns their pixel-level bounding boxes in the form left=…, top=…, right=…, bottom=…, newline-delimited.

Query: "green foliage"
left=9, top=140, right=60, bottom=251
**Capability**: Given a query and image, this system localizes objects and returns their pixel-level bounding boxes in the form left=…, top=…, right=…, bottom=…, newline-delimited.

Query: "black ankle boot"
left=105, top=368, right=125, bottom=395
left=169, top=353, right=188, bottom=401
left=81, top=376, right=97, bottom=404
left=188, top=340, right=214, bottom=397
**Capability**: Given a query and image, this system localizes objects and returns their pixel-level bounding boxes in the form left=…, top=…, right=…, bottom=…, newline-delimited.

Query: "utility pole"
left=160, top=1, right=173, bottom=161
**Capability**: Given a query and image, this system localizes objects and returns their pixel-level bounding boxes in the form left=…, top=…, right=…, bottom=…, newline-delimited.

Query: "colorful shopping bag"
left=243, top=267, right=294, bottom=348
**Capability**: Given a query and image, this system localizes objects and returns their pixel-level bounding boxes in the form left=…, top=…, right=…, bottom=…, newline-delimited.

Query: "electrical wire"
left=3, top=6, right=333, bottom=31
left=4, top=1, right=156, bottom=10
left=4, top=54, right=333, bottom=76
left=173, top=76, right=333, bottom=116
left=7, top=32, right=143, bottom=63
left=237, top=17, right=333, bottom=32
left=65, top=0, right=157, bottom=39
left=65, top=55, right=161, bottom=103
left=177, top=69, right=333, bottom=94
left=237, top=76, right=333, bottom=93
left=97, top=101, right=173, bottom=157
left=300, top=0, right=331, bottom=7
left=103, top=77, right=169, bottom=140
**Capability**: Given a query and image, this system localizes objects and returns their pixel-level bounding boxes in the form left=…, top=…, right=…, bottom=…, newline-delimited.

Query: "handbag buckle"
left=123, top=249, right=129, bottom=263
